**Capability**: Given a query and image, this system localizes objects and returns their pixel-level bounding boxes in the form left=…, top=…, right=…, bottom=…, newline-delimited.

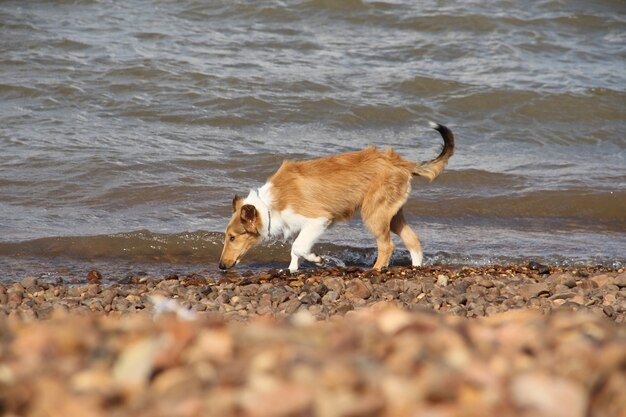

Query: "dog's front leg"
left=288, top=218, right=329, bottom=272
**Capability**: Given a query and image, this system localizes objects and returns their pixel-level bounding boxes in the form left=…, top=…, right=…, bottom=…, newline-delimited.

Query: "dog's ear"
left=232, top=195, right=243, bottom=213
left=240, top=204, right=258, bottom=232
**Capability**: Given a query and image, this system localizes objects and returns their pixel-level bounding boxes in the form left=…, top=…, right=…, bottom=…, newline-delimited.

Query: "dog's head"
left=218, top=195, right=262, bottom=270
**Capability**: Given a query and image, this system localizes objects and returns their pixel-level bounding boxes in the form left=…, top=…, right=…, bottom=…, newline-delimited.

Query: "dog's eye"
left=229, top=235, right=236, bottom=242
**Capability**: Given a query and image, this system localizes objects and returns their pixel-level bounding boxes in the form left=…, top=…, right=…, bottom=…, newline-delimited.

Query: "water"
left=1, top=0, right=625, bottom=281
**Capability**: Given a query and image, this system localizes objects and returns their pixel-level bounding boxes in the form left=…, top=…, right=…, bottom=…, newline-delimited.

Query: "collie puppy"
left=219, top=122, right=454, bottom=272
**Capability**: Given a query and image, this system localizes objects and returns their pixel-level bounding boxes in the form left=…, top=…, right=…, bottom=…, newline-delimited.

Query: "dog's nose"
left=218, top=261, right=227, bottom=270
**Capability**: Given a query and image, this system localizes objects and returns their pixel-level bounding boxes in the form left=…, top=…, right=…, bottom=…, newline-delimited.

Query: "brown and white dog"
left=219, top=122, right=454, bottom=272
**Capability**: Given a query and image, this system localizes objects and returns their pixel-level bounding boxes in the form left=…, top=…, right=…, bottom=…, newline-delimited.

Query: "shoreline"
left=2, top=263, right=625, bottom=416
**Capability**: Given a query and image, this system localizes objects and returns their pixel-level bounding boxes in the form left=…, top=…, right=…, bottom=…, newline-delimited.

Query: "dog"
left=219, top=122, right=454, bottom=272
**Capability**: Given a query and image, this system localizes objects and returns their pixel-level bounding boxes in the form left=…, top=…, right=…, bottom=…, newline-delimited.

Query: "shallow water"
left=1, top=0, right=625, bottom=281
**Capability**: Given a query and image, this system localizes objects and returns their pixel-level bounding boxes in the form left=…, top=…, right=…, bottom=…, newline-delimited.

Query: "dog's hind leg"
left=362, top=208, right=395, bottom=270
left=391, top=209, right=423, bottom=267
left=373, top=231, right=394, bottom=270
left=288, top=218, right=329, bottom=272
left=362, top=174, right=413, bottom=270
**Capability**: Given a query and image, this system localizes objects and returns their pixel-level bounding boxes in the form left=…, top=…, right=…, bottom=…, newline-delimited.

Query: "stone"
left=603, top=305, right=615, bottom=318
left=323, top=277, right=345, bottom=293
left=614, top=273, right=626, bottom=288
left=590, top=274, right=611, bottom=287
left=112, top=338, right=162, bottom=389
left=520, top=283, right=550, bottom=301
left=241, top=384, right=313, bottom=417
left=20, top=276, right=39, bottom=289
left=511, top=373, right=587, bottom=417
left=279, top=298, right=301, bottom=315
left=270, top=288, right=290, bottom=304
left=436, top=274, right=449, bottom=287
left=87, top=270, right=102, bottom=283
left=257, top=293, right=273, bottom=315
left=560, top=276, right=577, bottom=288
left=528, top=261, right=550, bottom=274
left=345, top=279, right=371, bottom=299
left=549, top=291, right=577, bottom=300
left=477, top=278, right=495, bottom=288
left=322, top=290, right=340, bottom=304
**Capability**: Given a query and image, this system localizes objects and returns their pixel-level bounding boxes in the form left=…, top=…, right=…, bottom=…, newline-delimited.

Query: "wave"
left=405, top=189, right=626, bottom=227
left=1, top=229, right=623, bottom=269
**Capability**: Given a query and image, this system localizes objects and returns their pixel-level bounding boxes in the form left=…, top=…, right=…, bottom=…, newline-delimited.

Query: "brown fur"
left=270, top=147, right=415, bottom=221
left=219, top=197, right=262, bottom=269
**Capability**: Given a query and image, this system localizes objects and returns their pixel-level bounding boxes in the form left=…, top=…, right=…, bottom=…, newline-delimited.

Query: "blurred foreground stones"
left=1, top=264, right=625, bottom=416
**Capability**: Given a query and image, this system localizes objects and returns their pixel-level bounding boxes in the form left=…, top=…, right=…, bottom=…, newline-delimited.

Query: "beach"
left=2, top=264, right=625, bottom=416
left=2, top=0, right=625, bottom=415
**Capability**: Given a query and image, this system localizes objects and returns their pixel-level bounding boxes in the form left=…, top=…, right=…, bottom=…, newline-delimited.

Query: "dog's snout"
left=218, top=261, right=227, bottom=270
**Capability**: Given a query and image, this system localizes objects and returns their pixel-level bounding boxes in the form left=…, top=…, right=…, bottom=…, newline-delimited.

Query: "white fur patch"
left=410, top=250, right=423, bottom=267
left=243, top=184, right=273, bottom=238
left=278, top=209, right=330, bottom=272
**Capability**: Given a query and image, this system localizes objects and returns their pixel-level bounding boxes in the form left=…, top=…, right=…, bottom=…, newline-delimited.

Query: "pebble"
left=614, top=273, right=626, bottom=288
left=511, top=373, right=587, bottom=417
left=436, top=274, right=449, bottom=287
left=0, top=301, right=622, bottom=417
left=87, top=270, right=102, bottom=283
left=528, top=261, right=550, bottom=275
left=0, top=265, right=626, bottom=416
left=345, top=278, right=372, bottom=299
left=20, top=276, right=39, bottom=289
left=519, top=283, right=550, bottom=301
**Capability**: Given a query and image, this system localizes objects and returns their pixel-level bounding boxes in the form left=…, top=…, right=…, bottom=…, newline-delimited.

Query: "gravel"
left=1, top=264, right=625, bottom=416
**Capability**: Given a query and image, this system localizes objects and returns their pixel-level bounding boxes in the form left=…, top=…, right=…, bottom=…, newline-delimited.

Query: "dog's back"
left=268, top=147, right=416, bottom=222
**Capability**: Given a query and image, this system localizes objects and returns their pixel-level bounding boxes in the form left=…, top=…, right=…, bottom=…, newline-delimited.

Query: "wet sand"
left=1, top=264, right=625, bottom=416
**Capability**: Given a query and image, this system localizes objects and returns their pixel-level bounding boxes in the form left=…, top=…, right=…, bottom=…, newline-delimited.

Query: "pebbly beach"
left=1, top=263, right=625, bottom=417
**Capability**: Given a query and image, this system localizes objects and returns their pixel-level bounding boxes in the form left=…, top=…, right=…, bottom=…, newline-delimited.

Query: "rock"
left=257, top=293, right=273, bottom=315
left=112, top=337, right=162, bottom=389
left=8, top=291, right=23, bottom=305
left=529, top=261, right=550, bottom=275
left=436, top=274, right=449, bottom=287
left=323, top=277, right=345, bottom=293
left=270, top=288, right=290, bottom=304
left=87, top=270, right=102, bottom=283
left=67, top=285, right=85, bottom=298
left=603, top=305, right=615, bottom=318
left=549, top=291, right=577, bottom=300
left=511, top=373, right=587, bottom=417
left=241, top=384, right=313, bottom=417
left=377, top=308, right=414, bottom=334
left=614, top=273, right=626, bottom=288
left=9, top=283, right=24, bottom=293
left=100, top=288, right=117, bottom=306
left=299, top=291, right=321, bottom=305
left=313, top=284, right=329, bottom=297
left=279, top=298, right=301, bottom=315
left=560, top=276, right=577, bottom=288
left=345, top=279, right=371, bottom=299
left=520, top=283, right=550, bottom=301
left=20, top=276, right=39, bottom=289
left=477, top=278, right=495, bottom=288
left=590, top=274, right=611, bottom=287
left=83, top=284, right=100, bottom=298
left=322, top=290, right=340, bottom=304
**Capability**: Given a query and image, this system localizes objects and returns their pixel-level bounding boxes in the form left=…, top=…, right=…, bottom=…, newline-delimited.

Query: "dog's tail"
left=412, top=121, right=455, bottom=181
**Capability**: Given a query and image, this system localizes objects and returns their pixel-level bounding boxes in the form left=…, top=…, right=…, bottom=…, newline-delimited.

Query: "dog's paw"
left=304, top=253, right=324, bottom=266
